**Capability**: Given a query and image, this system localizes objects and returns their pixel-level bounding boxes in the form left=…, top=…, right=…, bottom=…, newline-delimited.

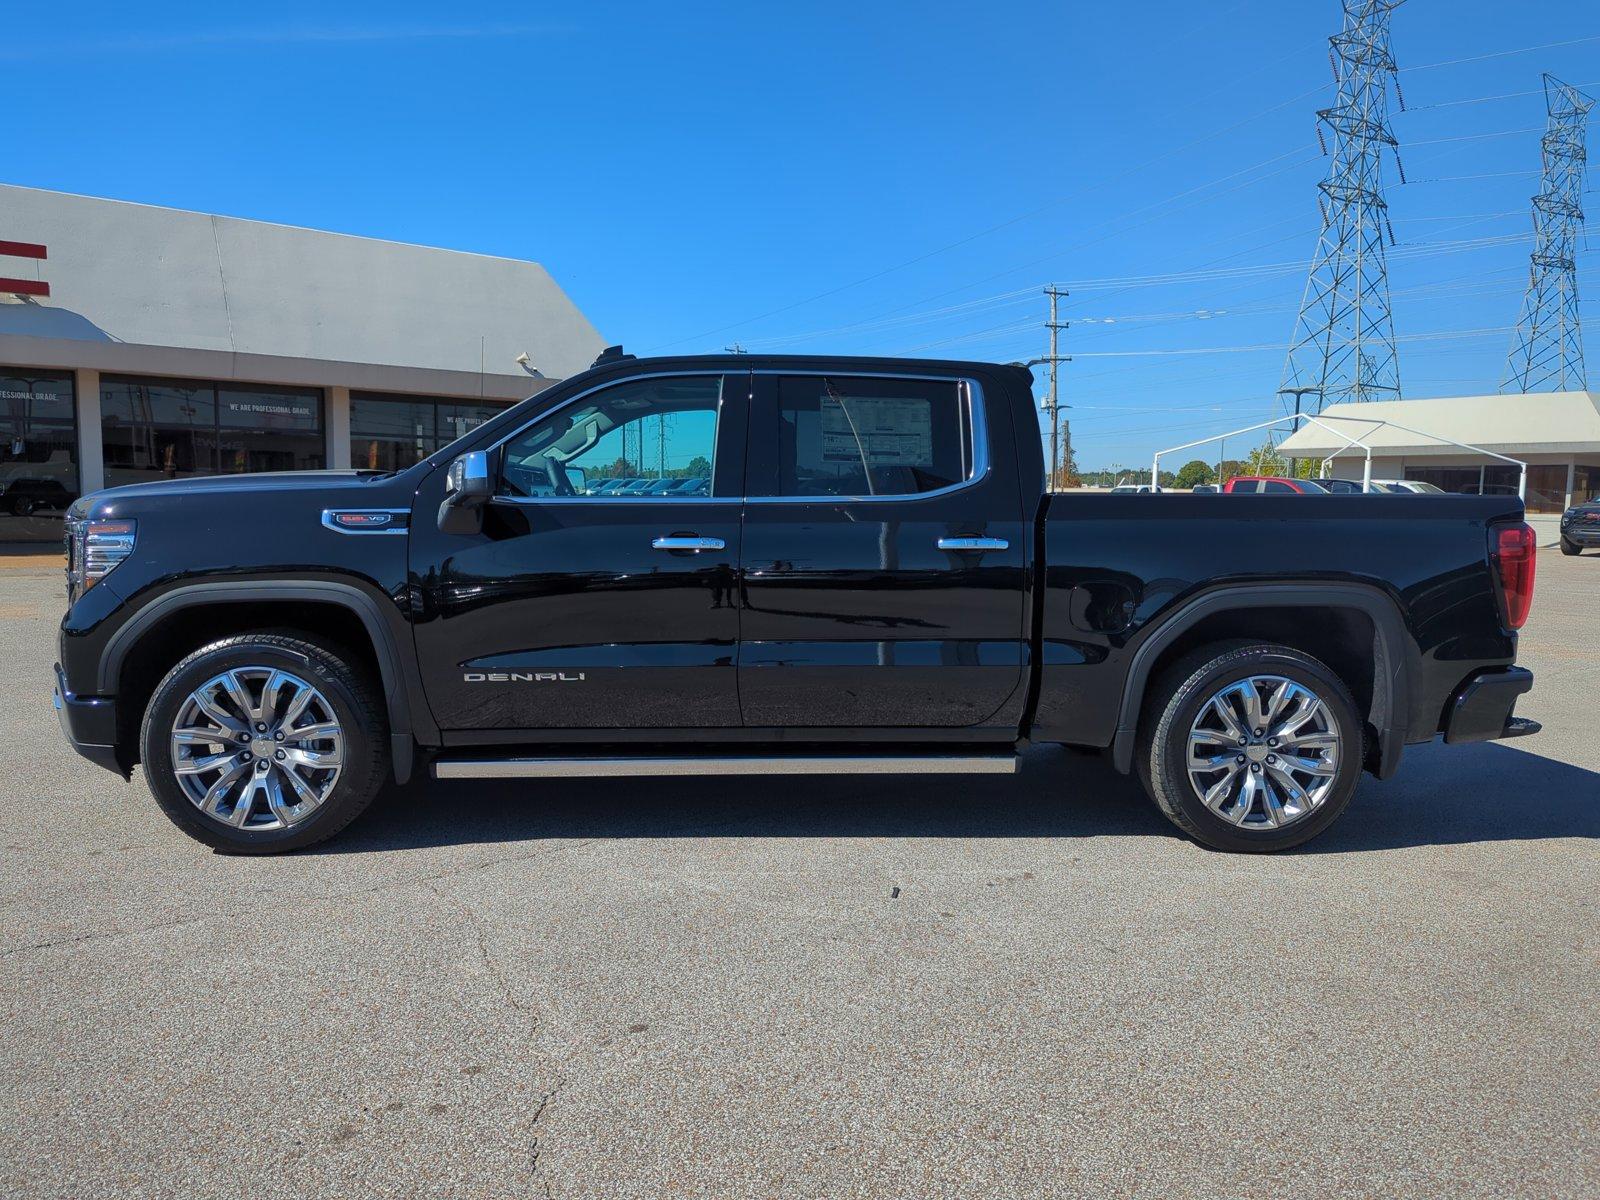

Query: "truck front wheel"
left=1138, top=642, right=1362, bottom=853
left=140, top=633, right=388, bottom=853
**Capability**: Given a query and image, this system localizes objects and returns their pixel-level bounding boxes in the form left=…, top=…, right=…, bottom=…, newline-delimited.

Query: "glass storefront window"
left=436, top=402, right=502, bottom=445
left=1572, top=465, right=1600, bottom=506
left=101, top=376, right=323, bottom=488
left=350, top=393, right=511, bottom=472
left=1524, top=465, right=1567, bottom=514
left=217, top=385, right=322, bottom=432
left=1403, top=462, right=1572, bottom=513
left=0, top=369, right=78, bottom=541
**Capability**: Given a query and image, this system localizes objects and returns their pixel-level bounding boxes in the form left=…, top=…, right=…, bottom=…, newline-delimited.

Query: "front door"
left=412, top=372, right=748, bottom=733
left=737, top=370, right=1028, bottom=732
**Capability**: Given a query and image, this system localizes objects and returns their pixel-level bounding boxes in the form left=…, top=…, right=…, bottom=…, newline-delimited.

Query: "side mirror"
left=438, top=450, right=493, bottom=534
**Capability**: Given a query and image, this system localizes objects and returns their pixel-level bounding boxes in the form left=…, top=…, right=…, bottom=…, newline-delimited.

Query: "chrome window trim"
left=320, top=508, right=412, bottom=535
left=482, top=368, right=990, bottom=507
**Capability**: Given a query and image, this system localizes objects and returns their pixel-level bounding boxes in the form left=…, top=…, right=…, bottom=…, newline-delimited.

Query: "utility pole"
left=724, top=342, right=748, bottom=354
left=1043, top=285, right=1070, bottom=489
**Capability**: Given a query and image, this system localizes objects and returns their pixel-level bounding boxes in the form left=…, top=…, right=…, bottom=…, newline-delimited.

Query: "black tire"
left=140, top=632, right=388, bottom=853
left=1560, top=538, right=1581, bottom=556
left=1137, top=641, right=1363, bottom=853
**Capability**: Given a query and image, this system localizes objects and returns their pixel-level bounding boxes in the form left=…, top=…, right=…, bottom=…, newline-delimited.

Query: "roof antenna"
left=592, top=345, right=636, bottom=368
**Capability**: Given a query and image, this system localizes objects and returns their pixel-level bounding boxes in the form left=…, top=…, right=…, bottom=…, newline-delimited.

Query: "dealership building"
left=0, top=183, right=606, bottom=542
left=1277, top=390, right=1600, bottom=519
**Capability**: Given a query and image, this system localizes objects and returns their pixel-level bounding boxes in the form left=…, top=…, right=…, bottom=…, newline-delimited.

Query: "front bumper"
left=1442, top=666, right=1539, bottom=745
left=1562, top=520, right=1600, bottom=545
left=53, top=663, right=126, bottom=775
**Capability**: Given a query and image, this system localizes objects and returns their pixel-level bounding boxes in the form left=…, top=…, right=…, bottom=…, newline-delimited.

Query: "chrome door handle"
left=937, top=536, right=1009, bottom=552
left=651, top=536, right=726, bottom=552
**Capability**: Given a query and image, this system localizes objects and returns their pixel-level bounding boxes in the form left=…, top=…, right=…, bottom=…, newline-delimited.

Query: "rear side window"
left=775, top=376, right=972, bottom=498
left=1230, top=479, right=1259, bottom=493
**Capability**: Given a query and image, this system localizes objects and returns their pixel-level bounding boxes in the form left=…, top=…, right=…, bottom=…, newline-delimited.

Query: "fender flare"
left=1109, top=582, right=1412, bottom=779
left=99, top=580, right=425, bottom=785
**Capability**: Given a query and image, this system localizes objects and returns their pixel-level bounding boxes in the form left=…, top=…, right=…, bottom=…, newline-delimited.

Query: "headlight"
left=78, top=519, right=136, bottom=591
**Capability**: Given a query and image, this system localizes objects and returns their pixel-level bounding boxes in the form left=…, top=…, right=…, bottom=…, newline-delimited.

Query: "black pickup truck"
left=54, top=352, right=1540, bottom=854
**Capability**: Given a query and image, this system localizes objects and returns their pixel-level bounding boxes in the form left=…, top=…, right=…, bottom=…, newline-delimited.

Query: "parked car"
left=1560, top=499, right=1600, bottom=555
left=1372, top=479, right=1447, bottom=495
left=1109, top=484, right=1162, bottom=494
left=1190, top=483, right=1219, bottom=494
left=1, top=477, right=78, bottom=516
left=1223, top=476, right=1331, bottom=494
left=54, top=351, right=1539, bottom=857
left=1317, top=478, right=1384, bottom=495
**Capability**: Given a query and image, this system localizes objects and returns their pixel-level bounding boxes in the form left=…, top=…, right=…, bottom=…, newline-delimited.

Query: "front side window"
left=499, top=376, right=722, bottom=499
left=775, top=376, right=971, bottom=498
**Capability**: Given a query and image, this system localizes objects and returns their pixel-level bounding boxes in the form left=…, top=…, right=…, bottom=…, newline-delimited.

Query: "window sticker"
left=820, top=395, right=933, bottom=466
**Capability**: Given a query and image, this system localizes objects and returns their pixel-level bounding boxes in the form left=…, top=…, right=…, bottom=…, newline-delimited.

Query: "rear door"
left=410, top=371, right=748, bottom=733
left=736, top=370, right=1028, bottom=732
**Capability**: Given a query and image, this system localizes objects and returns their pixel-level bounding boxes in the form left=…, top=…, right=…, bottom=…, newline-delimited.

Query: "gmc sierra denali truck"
left=54, top=352, right=1541, bottom=855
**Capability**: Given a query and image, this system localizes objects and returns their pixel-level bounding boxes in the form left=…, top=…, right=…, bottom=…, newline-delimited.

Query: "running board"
left=433, top=754, right=1019, bottom=780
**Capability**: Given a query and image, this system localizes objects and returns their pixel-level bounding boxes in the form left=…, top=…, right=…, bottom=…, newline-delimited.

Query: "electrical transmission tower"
left=1280, top=0, right=1406, bottom=413
left=1503, top=75, right=1594, bottom=394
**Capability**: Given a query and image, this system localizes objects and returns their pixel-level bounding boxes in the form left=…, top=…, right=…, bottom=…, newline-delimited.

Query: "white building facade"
left=0, top=185, right=606, bottom=542
left=1277, top=390, right=1600, bottom=515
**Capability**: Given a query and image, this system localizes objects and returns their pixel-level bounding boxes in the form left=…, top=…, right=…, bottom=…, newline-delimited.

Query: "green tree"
left=1174, top=459, right=1214, bottom=489
left=685, top=455, right=712, bottom=478
left=1246, top=442, right=1289, bottom=477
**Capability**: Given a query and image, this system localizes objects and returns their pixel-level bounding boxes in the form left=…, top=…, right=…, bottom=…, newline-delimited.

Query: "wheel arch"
left=101, top=581, right=427, bottom=784
left=1109, top=583, right=1411, bottom=779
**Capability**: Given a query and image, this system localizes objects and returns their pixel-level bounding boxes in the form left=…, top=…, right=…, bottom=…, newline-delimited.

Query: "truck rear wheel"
left=140, top=633, right=388, bottom=854
left=1138, top=642, right=1362, bottom=853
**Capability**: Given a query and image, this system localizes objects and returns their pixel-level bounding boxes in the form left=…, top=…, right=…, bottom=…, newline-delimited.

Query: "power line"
left=641, top=83, right=1332, bottom=352
left=1404, top=80, right=1600, bottom=111
left=1402, top=33, right=1600, bottom=74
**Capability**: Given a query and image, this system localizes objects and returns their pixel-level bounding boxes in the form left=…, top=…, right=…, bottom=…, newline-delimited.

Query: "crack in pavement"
left=426, top=879, right=533, bottom=1022
left=529, top=1075, right=569, bottom=1198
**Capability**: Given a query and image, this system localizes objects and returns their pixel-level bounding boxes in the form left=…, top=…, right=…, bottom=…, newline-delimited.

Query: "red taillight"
left=1490, top=522, right=1536, bottom=630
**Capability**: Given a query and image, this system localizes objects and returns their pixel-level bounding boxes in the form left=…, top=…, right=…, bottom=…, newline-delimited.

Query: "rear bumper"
left=1442, top=666, right=1539, bottom=745
left=53, top=663, right=126, bottom=776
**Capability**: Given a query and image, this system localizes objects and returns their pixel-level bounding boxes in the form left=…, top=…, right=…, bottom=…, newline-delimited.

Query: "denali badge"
left=463, top=672, right=586, bottom=682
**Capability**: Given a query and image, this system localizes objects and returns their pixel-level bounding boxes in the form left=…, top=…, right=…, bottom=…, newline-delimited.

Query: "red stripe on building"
left=0, top=277, right=50, bottom=296
left=0, top=240, right=47, bottom=260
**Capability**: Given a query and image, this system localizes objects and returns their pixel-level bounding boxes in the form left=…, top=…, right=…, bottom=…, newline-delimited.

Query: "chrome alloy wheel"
left=1185, top=674, right=1341, bottom=831
left=169, top=667, right=344, bottom=831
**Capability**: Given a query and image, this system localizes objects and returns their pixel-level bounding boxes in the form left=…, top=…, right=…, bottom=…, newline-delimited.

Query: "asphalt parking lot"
left=1, top=550, right=1596, bottom=1199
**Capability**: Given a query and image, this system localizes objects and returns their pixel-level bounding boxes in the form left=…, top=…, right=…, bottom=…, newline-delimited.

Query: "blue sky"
left=7, top=1, right=1598, bottom=470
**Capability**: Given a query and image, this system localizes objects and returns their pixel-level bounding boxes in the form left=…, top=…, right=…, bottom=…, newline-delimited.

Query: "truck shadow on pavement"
left=318, top=739, right=1598, bottom=856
